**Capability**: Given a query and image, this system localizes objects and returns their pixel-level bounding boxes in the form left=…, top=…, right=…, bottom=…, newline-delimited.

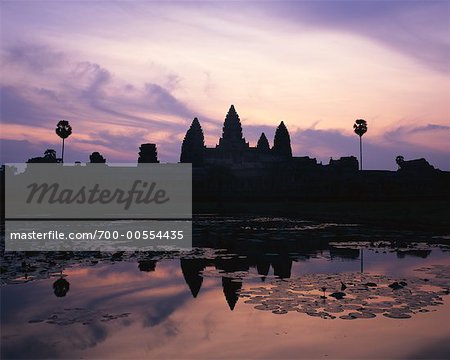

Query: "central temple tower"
left=180, top=105, right=293, bottom=166
left=217, top=105, right=249, bottom=152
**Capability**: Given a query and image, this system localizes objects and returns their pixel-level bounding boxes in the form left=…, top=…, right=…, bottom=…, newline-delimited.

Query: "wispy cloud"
left=264, top=1, right=450, bottom=74
left=1, top=85, right=52, bottom=126
left=0, top=43, right=217, bottom=163
left=408, top=124, right=450, bottom=134
left=0, top=2, right=448, bottom=169
left=2, top=43, right=66, bottom=72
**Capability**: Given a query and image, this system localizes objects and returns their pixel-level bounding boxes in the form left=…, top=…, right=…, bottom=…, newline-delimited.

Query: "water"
left=1, top=216, right=450, bottom=359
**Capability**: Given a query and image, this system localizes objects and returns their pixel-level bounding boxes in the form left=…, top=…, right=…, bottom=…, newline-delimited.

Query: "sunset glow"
left=1, top=1, right=449, bottom=169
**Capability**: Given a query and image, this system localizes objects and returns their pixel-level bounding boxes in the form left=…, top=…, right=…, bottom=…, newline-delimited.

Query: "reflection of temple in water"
left=180, top=259, right=206, bottom=298
left=180, top=254, right=293, bottom=310
left=396, top=249, right=432, bottom=259
left=8, top=238, right=434, bottom=310
left=221, top=277, right=241, bottom=310
left=177, top=241, right=435, bottom=310
left=329, top=247, right=360, bottom=261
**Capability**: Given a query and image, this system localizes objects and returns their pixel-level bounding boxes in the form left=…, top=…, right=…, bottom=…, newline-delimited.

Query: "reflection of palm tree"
left=138, top=260, right=156, bottom=272
left=353, top=119, right=367, bottom=170
left=55, top=120, right=72, bottom=163
left=360, top=248, right=364, bottom=273
left=53, top=277, right=70, bottom=297
left=321, top=286, right=327, bottom=299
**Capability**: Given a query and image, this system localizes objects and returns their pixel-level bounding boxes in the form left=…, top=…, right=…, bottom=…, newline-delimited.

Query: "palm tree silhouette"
left=53, top=277, right=70, bottom=297
left=55, top=120, right=72, bottom=163
left=396, top=155, right=405, bottom=170
left=353, top=119, right=367, bottom=170
left=44, top=149, right=57, bottom=161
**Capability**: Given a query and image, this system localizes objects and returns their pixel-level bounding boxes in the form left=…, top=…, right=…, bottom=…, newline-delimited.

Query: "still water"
left=1, top=216, right=450, bottom=359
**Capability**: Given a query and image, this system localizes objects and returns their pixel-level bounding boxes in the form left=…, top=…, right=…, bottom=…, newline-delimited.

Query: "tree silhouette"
left=27, top=149, right=58, bottom=163
left=44, top=149, right=57, bottom=161
left=396, top=155, right=405, bottom=170
left=53, top=277, right=70, bottom=297
left=89, top=151, right=106, bottom=163
left=353, top=119, right=367, bottom=170
left=55, top=120, right=72, bottom=163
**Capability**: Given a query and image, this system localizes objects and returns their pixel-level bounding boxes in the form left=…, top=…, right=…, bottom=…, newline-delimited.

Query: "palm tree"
left=396, top=155, right=405, bottom=170
left=353, top=119, right=367, bottom=170
left=44, top=149, right=57, bottom=161
left=55, top=120, right=72, bottom=163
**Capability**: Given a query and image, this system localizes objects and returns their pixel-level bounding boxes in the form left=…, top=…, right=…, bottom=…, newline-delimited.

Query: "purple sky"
left=1, top=1, right=449, bottom=170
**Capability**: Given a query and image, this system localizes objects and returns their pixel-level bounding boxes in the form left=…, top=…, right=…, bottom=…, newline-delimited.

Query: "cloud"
left=0, top=43, right=219, bottom=163
left=408, top=124, right=450, bottom=133
left=2, top=43, right=66, bottom=72
left=384, top=123, right=450, bottom=150
left=264, top=1, right=450, bottom=73
left=386, top=123, right=450, bottom=137
left=239, top=124, right=277, bottom=148
left=407, top=338, right=450, bottom=359
left=1, top=43, right=206, bottom=127
left=0, top=335, right=60, bottom=359
left=144, top=83, right=194, bottom=120
left=142, top=293, right=188, bottom=328
left=0, top=85, right=50, bottom=125
left=1, top=8, right=448, bottom=169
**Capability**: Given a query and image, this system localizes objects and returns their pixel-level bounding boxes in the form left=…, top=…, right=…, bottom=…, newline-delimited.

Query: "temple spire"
left=218, top=105, right=247, bottom=150
left=180, top=117, right=205, bottom=166
left=257, top=132, right=270, bottom=152
left=272, top=121, right=292, bottom=158
left=138, top=143, right=159, bottom=163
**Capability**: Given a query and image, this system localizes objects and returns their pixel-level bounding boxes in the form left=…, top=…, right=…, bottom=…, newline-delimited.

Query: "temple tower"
left=180, top=117, right=205, bottom=166
left=138, top=143, right=159, bottom=163
left=272, top=121, right=292, bottom=159
left=217, top=105, right=248, bottom=152
left=256, top=132, right=270, bottom=152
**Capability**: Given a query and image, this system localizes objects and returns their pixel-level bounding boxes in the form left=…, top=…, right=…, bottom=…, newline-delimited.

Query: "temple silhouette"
left=180, top=104, right=357, bottom=170
left=177, top=105, right=449, bottom=201
left=1, top=104, right=448, bottom=213
left=181, top=105, right=296, bottom=166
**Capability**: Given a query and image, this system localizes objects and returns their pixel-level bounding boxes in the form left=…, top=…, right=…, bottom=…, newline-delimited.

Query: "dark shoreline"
left=193, top=200, right=450, bottom=234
